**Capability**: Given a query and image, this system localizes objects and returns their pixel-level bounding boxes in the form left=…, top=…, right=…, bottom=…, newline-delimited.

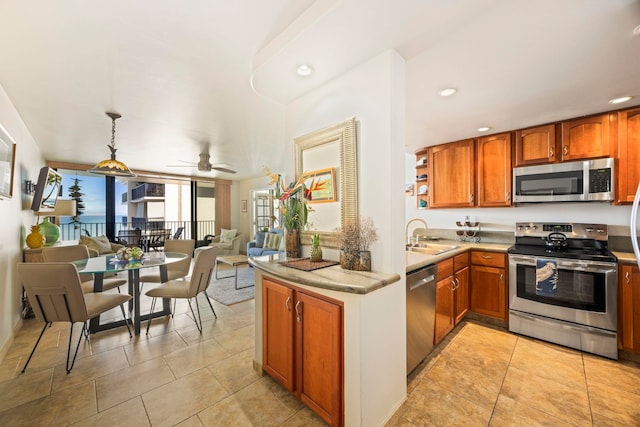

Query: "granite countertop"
left=249, top=254, right=401, bottom=295
left=406, top=240, right=512, bottom=272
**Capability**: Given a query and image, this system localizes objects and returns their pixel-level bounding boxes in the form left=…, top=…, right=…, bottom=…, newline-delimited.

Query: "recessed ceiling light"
left=296, top=64, right=313, bottom=77
left=477, top=126, right=491, bottom=132
left=439, top=88, right=457, bottom=97
left=609, top=96, right=632, bottom=104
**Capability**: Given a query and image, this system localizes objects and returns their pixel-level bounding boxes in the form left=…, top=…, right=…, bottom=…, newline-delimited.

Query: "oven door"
left=508, top=254, right=617, bottom=331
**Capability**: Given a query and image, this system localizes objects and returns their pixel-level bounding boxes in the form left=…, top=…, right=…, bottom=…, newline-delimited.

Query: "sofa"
left=247, top=229, right=285, bottom=257
left=79, top=235, right=125, bottom=257
left=208, top=228, right=242, bottom=256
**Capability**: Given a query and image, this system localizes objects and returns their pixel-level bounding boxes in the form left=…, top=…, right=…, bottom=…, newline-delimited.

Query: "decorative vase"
left=285, top=228, right=300, bottom=258
left=26, top=225, right=45, bottom=249
left=356, top=250, right=372, bottom=271
left=38, top=217, right=60, bottom=246
left=340, top=248, right=359, bottom=270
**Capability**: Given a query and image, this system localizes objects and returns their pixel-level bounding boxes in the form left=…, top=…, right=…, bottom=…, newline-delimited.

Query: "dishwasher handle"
left=407, top=265, right=437, bottom=291
left=409, top=274, right=435, bottom=291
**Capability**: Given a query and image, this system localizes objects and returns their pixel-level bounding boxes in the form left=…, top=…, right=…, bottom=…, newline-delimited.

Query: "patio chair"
left=116, top=228, right=143, bottom=248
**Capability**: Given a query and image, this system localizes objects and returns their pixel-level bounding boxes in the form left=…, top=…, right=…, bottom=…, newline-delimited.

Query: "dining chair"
left=41, top=245, right=127, bottom=294
left=139, top=239, right=195, bottom=303
left=17, top=262, right=132, bottom=374
left=145, top=246, right=218, bottom=333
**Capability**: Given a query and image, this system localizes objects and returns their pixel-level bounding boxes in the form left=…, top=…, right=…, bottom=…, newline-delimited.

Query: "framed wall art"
left=303, top=167, right=336, bottom=203
left=241, top=199, right=247, bottom=213
left=0, top=124, right=16, bottom=199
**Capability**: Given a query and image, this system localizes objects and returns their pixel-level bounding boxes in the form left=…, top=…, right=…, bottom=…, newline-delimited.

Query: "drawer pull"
left=626, top=272, right=630, bottom=285
left=481, top=255, right=493, bottom=259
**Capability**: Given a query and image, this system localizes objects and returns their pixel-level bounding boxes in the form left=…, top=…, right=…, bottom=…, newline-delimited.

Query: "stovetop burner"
left=508, top=222, right=617, bottom=263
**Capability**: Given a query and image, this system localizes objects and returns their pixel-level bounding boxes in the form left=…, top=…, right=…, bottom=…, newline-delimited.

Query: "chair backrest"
left=164, top=239, right=195, bottom=274
left=172, top=227, right=184, bottom=239
left=42, top=245, right=93, bottom=282
left=187, top=246, right=218, bottom=297
left=17, top=263, right=89, bottom=323
left=117, top=229, right=142, bottom=247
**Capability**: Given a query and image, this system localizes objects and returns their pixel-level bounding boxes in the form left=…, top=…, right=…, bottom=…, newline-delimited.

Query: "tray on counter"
left=279, top=258, right=339, bottom=272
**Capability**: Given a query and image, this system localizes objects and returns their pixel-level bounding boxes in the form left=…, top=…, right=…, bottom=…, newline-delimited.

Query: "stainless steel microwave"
left=513, top=158, right=614, bottom=204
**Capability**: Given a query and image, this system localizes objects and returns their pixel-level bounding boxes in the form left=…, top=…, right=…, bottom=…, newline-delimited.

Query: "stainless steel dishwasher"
left=406, top=264, right=437, bottom=375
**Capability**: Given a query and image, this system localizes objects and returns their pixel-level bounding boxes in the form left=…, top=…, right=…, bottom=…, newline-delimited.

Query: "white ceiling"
left=0, top=0, right=639, bottom=180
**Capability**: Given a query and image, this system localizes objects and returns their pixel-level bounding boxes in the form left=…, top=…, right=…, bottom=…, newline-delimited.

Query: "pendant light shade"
left=89, top=112, right=136, bottom=177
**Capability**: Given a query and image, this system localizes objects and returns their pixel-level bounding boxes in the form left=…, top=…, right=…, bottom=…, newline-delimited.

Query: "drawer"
left=454, top=252, right=469, bottom=271
left=437, top=257, right=453, bottom=280
left=471, top=251, right=506, bottom=268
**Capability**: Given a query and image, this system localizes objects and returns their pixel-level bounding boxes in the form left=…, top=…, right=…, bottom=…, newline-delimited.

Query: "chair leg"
left=66, top=322, right=85, bottom=374
left=121, top=304, right=132, bottom=337
left=21, top=322, right=50, bottom=373
left=146, top=297, right=158, bottom=335
left=186, top=298, right=203, bottom=333
left=203, top=293, right=217, bottom=319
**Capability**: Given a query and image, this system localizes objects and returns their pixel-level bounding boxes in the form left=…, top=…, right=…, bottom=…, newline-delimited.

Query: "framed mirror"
left=295, top=117, right=357, bottom=248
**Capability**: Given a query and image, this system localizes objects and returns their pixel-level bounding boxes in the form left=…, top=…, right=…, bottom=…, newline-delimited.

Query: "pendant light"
left=88, top=112, right=136, bottom=177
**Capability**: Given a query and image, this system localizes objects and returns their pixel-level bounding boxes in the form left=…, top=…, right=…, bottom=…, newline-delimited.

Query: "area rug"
left=206, top=266, right=255, bottom=305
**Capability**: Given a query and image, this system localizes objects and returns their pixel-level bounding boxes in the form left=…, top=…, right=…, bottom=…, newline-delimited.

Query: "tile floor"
left=1, top=273, right=640, bottom=426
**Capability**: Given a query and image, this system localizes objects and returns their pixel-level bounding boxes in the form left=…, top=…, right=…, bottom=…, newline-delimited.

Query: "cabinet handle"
left=285, top=296, right=292, bottom=312
left=481, top=255, right=493, bottom=259
left=549, top=148, right=554, bottom=158
left=455, top=278, right=460, bottom=290
left=500, top=273, right=504, bottom=282
left=626, top=271, right=630, bottom=284
left=506, top=191, right=511, bottom=201
left=451, top=279, right=456, bottom=291
left=295, top=300, right=302, bottom=322
left=469, top=194, right=474, bottom=203
left=563, top=145, right=568, bottom=156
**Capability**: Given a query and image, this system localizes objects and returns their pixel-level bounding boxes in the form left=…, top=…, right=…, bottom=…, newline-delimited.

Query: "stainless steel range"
left=508, top=222, right=618, bottom=359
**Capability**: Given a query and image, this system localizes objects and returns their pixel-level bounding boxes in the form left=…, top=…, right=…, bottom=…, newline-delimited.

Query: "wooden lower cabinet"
left=470, top=251, right=508, bottom=320
left=619, top=264, right=640, bottom=352
left=262, top=278, right=344, bottom=426
left=434, top=254, right=470, bottom=345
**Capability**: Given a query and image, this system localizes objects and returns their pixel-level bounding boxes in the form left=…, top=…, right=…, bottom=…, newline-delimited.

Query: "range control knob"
left=586, top=227, right=594, bottom=233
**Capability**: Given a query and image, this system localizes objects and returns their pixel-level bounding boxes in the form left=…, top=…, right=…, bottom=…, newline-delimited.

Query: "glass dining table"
left=71, top=252, right=188, bottom=335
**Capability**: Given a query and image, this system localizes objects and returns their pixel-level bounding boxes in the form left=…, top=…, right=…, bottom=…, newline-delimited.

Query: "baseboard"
left=0, top=316, right=24, bottom=364
left=252, top=358, right=264, bottom=376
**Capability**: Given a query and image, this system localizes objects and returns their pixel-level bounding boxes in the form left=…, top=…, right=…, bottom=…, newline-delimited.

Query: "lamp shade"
left=53, top=199, right=76, bottom=217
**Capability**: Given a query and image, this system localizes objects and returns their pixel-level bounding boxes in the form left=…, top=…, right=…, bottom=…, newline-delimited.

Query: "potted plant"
left=335, top=216, right=378, bottom=271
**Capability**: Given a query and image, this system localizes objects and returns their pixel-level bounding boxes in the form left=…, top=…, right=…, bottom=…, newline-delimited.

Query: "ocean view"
left=60, top=215, right=127, bottom=225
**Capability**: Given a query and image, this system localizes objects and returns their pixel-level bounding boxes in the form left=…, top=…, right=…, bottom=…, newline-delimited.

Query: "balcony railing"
left=59, top=220, right=216, bottom=242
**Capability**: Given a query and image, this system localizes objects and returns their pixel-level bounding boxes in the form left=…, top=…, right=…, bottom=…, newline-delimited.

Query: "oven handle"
left=509, top=255, right=616, bottom=274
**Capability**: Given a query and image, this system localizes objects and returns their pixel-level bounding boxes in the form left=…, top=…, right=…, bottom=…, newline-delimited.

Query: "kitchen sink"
left=407, top=243, right=459, bottom=255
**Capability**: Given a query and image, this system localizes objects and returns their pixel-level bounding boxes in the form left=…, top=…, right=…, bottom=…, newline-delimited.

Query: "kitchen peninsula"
left=249, top=255, right=403, bottom=427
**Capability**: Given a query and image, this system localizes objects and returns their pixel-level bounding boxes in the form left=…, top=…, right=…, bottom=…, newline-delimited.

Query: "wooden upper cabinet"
left=560, top=113, right=616, bottom=161
left=429, top=139, right=475, bottom=208
left=617, top=107, right=640, bottom=204
left=477, top=132, right=512, bottom=207
left=514, top=124, right=556, bottom=166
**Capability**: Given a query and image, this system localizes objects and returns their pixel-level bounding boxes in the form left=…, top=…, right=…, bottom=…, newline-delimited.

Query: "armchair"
left=208, top=229, right=242, bottom=256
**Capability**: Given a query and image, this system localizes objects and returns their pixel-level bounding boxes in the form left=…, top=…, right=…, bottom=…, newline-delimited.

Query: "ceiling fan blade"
left=211, top=166, right=237, bottom=174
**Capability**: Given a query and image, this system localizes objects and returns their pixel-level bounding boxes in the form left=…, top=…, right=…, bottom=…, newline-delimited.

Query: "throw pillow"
left=220, top=228, right=238, bottom=243
left=264, top=232, right=281, bottom=250
left=254, top=232, right=266, bottom=248
left=80, top=235, right=113, bottom=254
left=278, top=232, right=286, bottom=252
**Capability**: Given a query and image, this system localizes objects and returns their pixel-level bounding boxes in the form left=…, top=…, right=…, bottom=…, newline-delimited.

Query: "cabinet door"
left=560, top=113, right=615, bottom=161
left=429, top=139, right=475, bottom=208
left=619, top=264, right=640, bottom=352
left=434, top=276, right=454, bottom=345
left=296, top=291, right=343, bottom=426
left=617, top=108, right=640, bottom=204
left=470, top=265, right=507, bottom=320
left=262, top=278, right=295, bottom=391
left=477, top=133, right=512, bottom=207
left=454, top=266, right=470, bottom=325
left=514, top=124, right=557, bottom=166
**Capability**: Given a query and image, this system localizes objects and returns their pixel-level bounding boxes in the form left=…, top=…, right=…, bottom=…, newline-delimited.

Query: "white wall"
left=404, top=152, right=635, bottom=237
left=286, top=50, right=407, bottom=426
left=0, top=84, right=44, bottom=361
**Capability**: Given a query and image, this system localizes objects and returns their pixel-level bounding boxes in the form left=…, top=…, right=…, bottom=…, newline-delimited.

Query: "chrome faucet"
left=406, top=217, right=428, bottom=247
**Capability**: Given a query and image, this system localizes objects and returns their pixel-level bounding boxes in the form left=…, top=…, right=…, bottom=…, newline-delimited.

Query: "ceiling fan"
left=168, top=153, right=236, bottom=174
